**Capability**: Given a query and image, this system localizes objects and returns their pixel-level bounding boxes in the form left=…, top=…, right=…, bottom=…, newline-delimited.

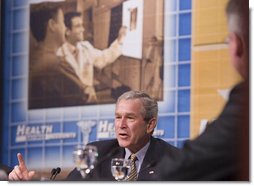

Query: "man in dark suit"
left=67, top=90, right=180, bottom=181
left=8, top=90, right=180, bottom=181
left=158, top=0, right=249, bottom=181
left=67, top=137, right=179, bottom=181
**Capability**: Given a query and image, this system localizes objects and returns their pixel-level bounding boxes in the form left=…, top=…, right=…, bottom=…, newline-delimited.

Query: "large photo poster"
left=28, top=0, right=164, bottom=109
left=2, top=0, right=193, bottom=178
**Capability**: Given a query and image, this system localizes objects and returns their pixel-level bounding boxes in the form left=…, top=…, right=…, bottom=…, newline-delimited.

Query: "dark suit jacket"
left=29, top=56, right=88, bottom=109
left=66, top=137, right=181, bottom=181
left=158, top=81, right=249, bottom=181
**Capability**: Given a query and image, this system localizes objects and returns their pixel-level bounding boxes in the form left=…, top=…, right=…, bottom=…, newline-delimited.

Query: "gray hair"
left=116, top=90, right=158, bottom=123
left=226, top=0, right=247, bottom=36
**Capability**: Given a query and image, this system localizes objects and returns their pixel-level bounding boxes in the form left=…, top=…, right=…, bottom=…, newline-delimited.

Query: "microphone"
left=50, top=167, right=61, bottom=180
left=53, top=167, right=61, bottom=180
left=50, top=168, right=57, bottom=180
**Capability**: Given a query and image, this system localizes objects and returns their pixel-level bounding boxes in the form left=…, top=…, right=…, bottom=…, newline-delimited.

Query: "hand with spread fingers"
left=8, top=153, right=35, bottom=181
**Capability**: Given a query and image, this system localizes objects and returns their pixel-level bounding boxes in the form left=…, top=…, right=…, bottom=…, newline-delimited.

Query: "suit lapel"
left=138, top=137, right=158, bottom=180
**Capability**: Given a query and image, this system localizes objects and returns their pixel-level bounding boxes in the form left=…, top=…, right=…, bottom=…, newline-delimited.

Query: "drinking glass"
left=111, top=158, right=131, bottom=181
left=73, top=144, right=98, bottom=178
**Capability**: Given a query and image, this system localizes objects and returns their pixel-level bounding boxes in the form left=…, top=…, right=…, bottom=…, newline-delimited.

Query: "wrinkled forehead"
left=115, top=98, right=145, bottom=116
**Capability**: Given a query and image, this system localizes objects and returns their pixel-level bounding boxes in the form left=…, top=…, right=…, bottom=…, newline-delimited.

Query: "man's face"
left=115, top=99, right=151, bottom=153
left=67, top=16, right=84, bottom=44
left=54, top=9, right=66, bottom=47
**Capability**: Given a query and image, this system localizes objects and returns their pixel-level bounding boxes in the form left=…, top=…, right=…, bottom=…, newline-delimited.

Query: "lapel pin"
left=149, top=170, right=154, bottom=174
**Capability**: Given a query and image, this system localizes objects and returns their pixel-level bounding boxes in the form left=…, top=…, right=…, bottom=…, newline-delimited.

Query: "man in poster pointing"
left=57, top=11, right=127, bottom=103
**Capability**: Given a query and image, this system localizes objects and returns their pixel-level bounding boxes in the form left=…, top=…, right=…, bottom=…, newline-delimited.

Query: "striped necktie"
left=127, top=154, right=138, bottom=181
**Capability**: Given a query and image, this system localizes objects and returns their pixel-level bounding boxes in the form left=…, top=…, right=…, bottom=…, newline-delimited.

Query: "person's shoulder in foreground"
left=156, top=0, right=249, bottom=181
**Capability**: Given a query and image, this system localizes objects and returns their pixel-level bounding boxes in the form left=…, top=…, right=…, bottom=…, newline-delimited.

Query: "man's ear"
left=231, top=32, right=244, bottom=57
left=48, top=19, right=56, bottom=32
left=146, top=118, right=156, bottom=134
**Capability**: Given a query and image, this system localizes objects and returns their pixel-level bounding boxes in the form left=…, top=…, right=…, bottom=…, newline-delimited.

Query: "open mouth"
left=119, top=133, right=128, bottom=138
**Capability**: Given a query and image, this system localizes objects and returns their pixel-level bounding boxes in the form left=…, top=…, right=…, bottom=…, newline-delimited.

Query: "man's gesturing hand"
left=8, top=153, right=35, bottom=181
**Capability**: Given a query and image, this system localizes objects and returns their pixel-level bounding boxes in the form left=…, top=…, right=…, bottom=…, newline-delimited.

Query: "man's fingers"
left=23, top=170, right=36, bottom=180
left=120, top=26, right=127, bottom=34
left=8, top=171, right=19, bottom=181
left=9, top=165, right=23, bottom=180
left=122, top=25, right=127, bottom=30
left=28, top=171, right=36, bottom=179
left=9, top=154, right=35, bottom=181
left=17, top=153, right=27, bottom=171
left=117, top=26, right=128, bottom=44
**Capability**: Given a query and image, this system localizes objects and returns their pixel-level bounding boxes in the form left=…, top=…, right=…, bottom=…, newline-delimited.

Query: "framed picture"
left=122, top=0, right=143, bottom=59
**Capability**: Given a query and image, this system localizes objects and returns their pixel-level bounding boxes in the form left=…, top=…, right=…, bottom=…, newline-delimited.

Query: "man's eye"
left=128, top=117, right=135, bottom=120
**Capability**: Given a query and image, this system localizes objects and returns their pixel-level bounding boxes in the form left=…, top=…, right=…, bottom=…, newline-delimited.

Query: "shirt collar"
left=66, top=42, right=78, bottom=54
left=124, top=140, right=150, bottom=164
